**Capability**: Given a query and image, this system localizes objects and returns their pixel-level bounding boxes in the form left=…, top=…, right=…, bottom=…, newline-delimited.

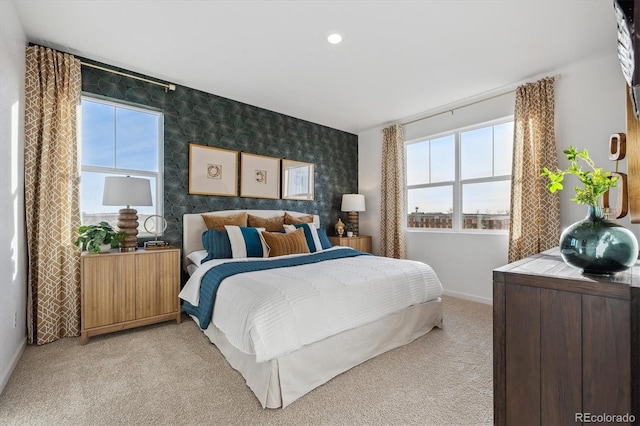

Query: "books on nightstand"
left=144, top=240, right=170, bottom=250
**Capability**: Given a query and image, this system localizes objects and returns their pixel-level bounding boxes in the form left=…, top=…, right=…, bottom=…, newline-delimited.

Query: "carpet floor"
left=0, top=296, right=493, bottom=425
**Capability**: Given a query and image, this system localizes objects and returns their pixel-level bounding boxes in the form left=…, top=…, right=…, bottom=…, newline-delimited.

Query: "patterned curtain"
left=380, top=124, right=406, bottom=259
left=508, top=77, right=560, bottom=263
left=24, top=46, right=82, bottom=345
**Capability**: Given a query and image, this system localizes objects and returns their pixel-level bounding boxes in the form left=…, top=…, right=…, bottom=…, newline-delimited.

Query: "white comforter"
left=179, top=247, right=443, bottom=363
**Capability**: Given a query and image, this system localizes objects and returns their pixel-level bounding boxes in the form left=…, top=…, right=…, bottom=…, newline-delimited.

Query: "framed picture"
left=189, top=144, right=238, bottom=196
left=240, top=153, right=280, bottom=199
left=282, top=159, right=314, bottom=200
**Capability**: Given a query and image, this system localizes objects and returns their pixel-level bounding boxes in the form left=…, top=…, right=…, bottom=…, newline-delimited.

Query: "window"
left=406, top=118, right=513, bottom=231
left=79, top=96, right=163, bottom=236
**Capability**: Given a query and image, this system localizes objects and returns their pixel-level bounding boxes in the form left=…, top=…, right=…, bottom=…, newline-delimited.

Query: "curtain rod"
left=80, top=61, right=176, bottom=92
left=399, top=74, right=560, bottom=128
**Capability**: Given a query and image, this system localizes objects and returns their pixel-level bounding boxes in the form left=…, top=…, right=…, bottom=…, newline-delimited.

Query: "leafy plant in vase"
left=541, top=146, right=638, bottom=274
left=74, top=222, right=127, bottom=254
left=345, top=223, right=354, bottom=237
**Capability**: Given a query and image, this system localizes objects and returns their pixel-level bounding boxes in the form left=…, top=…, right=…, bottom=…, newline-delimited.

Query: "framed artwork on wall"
left=188, top=144, right=238, bottom=196
left=282, top=159, right=314, bottom=200
left=240, top=153, right=280, bottom=199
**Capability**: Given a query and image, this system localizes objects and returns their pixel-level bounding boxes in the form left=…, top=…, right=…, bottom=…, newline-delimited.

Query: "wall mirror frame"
left=282, top=159, right=314, bottom=201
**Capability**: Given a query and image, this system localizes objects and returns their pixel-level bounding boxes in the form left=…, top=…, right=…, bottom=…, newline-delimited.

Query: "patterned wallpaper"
left=81, top=63, right=358, bottom=250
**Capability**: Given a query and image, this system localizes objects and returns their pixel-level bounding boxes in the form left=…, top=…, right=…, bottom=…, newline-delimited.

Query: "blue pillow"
left=224, top=225, right=270, bottom=258
left=316, top=228, right=333, bottom=250
left=201, top=229, right=232, bottom=263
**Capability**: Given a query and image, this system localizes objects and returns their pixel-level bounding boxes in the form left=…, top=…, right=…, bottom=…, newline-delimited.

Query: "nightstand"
left=80, top=247, right=181, bottom=345
left=328, top=235, right=372, bottom=253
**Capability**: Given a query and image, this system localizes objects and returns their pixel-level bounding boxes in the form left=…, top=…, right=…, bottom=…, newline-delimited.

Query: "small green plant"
left=74, top=222, right=127, bottom=254
left=541, top=146, right=618, bottom=207
left=345, top=223, right=354, bottom=232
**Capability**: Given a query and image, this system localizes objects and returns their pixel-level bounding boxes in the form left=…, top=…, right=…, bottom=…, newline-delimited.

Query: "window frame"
left=79, top=94, right=164, bottom=237
left=405, top=116, right=513, bottom=234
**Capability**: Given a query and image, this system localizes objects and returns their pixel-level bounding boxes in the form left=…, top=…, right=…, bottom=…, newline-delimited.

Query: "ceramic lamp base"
left=117, top=208, right=139, bottom=252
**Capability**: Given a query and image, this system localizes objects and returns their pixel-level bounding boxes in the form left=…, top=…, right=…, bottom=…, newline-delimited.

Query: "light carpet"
left=0, top=296, right=493, bottom=425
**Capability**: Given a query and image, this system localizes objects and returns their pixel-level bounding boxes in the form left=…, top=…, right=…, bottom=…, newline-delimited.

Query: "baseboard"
left=0, top=337, right=26, bottom=395
left=443, top=289, right=492, bottom=305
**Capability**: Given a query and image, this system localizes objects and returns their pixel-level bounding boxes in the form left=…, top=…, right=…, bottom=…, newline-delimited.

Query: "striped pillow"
left=261, top=228, right=310, bottom=257
left=284, top=223, right=324, bottom=253
left=224, top=225, right=270, bottom=258
left=316, top=228, right=333, bottom=250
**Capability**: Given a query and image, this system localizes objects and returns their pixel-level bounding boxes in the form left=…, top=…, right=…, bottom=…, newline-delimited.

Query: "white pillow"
left=224, top=225, right=270, bottom=258
left=284, top=223, right=323, bottom=253
left=186, top=249, right=208, bottom=265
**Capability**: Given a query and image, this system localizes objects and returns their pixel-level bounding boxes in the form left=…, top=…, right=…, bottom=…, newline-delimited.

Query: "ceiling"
left=12, top=0, right=618, bottom=134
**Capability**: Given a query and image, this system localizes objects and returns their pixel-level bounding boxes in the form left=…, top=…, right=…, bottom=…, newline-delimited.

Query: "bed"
left=180, top=209, right=444, bottom=408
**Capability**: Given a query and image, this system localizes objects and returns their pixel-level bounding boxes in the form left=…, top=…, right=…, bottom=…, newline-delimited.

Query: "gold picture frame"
left=240, top=153, right=280, bottom=199
left=188, top=144, right=238, bottom=196
left=282, top=159, right=314, bottom=200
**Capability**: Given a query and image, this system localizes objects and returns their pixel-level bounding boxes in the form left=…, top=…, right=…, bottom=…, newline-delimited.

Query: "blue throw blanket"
left=182, top=248, right=369, bottom=329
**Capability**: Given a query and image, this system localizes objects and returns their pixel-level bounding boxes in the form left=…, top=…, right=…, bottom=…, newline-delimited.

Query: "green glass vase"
left=559, top=205, right=639, bottom=275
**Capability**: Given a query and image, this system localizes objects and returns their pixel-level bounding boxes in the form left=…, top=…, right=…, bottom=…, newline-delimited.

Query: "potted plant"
left=541, top=146, right=638, bottom=274
left=74, top=222, right=127, bottom=254
left=541, top=146, right=619, bottom=206
left=345, top=223, right=354, bottom=237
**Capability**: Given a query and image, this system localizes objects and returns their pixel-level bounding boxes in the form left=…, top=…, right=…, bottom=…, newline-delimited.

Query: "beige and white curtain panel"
left=508, top=77, right=560, bottom=263
left=380, top=124, right=406, bottom=259
left=24, top=45, right=82, bottom=345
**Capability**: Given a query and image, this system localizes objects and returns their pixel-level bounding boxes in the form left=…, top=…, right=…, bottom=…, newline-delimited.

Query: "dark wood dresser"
left=493, top=248, right=639, bottom=425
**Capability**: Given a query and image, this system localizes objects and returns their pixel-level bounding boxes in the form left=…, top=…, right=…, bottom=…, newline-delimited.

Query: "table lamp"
left=103, top=176, right=153, bottom=252
left=341, top=194, right=366, bottom=236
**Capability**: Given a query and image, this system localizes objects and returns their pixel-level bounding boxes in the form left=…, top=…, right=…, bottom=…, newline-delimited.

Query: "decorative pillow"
left=248, top=214, right=285, bottom=232
left=284, top=212, right=314, bottom=225
left=261, top=228, right=310, bottom=257
left=284, top=223, right=324, bottom=253
left=201, top=212, right=248, bottom=231
left=316, top=228, right=333, bottom=250
left=186, top=249, right=209, bottom=265
left=201, top=229, right=232, bottom=262
left=224, top=225, right=269, bottom=258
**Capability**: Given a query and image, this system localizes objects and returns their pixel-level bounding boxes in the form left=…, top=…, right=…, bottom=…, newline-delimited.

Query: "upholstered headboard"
left=183, top=210, right=320, bottom=259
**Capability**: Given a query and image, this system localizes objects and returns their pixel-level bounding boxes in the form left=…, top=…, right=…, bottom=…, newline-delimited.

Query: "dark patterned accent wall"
left=81, top=63, right=358, bottom=250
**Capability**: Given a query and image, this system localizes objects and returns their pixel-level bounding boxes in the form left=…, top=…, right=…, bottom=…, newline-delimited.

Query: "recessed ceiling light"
left=327, top=33, right=343, bottom=44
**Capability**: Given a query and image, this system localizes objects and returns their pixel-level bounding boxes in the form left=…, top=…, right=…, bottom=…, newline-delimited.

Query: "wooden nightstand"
left=328, top=235, right=372, bottom=253
left=80, top=247, right=181, bottom=345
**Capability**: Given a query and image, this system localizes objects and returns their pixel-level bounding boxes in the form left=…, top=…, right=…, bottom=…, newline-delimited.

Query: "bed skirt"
left=192, top=297, right=443, bottom=408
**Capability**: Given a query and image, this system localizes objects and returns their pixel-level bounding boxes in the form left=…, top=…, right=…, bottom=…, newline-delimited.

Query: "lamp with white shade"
left=341, top=193, right=366, bottom=236
left=103, top=176, right=153, bottom=252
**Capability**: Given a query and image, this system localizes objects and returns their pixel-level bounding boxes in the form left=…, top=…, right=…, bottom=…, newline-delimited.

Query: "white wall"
left=358, top=52, right=639, bottom=304
left=0, top=0, right=27, bottom=394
